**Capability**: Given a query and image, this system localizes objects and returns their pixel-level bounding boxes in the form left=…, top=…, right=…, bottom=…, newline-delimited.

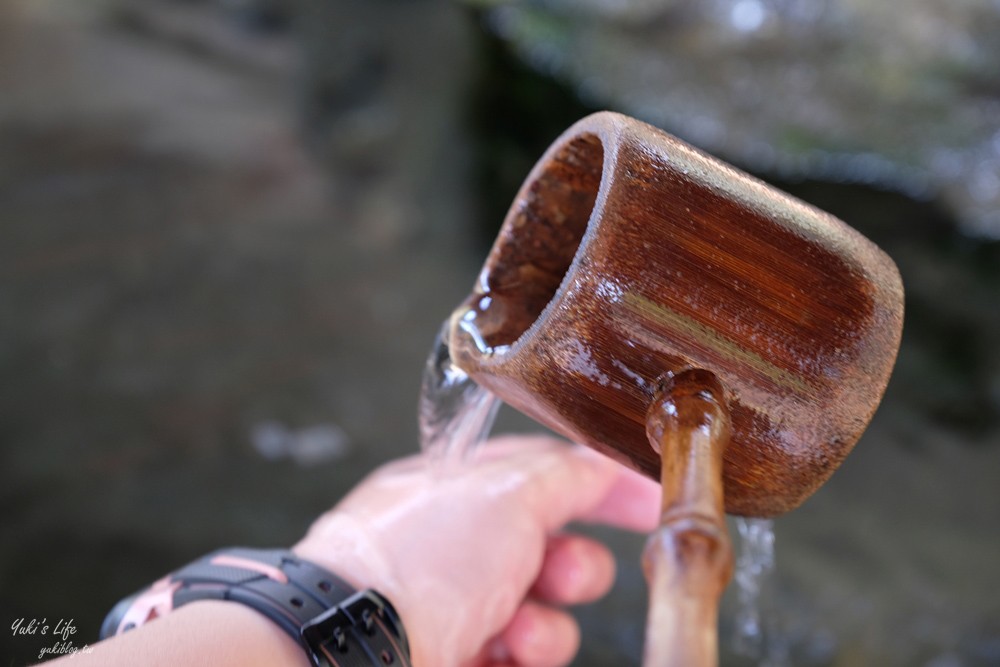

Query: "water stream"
left=418, top=320, right=501, bottom=465
left=732, top=517, right=787, bottom=666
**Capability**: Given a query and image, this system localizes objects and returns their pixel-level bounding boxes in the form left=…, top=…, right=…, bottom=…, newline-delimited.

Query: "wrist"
left=56, top=601, right=308, bottom=667
left=294, top=515, right=429, bottom=666
left=169, top=601, right=312, bottom=667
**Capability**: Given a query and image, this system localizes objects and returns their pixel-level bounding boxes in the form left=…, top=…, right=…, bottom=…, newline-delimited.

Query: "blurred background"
left=1, top=0, right=998, bottom=665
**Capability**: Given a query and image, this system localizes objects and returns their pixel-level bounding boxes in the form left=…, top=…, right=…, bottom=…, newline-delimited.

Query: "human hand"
left=294, top=435, right=661, bottom=667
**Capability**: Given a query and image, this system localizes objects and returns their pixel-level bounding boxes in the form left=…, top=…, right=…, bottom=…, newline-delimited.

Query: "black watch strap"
left=100, top=547, right=411, bottom=667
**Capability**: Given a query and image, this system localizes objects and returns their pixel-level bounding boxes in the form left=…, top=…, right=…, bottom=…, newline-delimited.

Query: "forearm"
left=44, top=601, right=309, bottom=667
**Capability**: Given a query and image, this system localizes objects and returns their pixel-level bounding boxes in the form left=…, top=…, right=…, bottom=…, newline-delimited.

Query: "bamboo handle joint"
left=641, top=369, right=735, bottom=667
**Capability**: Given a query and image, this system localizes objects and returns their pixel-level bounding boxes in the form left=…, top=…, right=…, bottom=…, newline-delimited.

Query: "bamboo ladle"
left=448, top=112, right=904, bottom=666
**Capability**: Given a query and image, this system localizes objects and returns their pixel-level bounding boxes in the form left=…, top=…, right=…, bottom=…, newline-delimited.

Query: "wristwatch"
left=100, top=547, right=411, bottom=667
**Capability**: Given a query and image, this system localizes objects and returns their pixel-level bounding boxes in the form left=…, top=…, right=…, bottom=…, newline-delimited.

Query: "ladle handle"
left=641, top=369, right=734, bottom=667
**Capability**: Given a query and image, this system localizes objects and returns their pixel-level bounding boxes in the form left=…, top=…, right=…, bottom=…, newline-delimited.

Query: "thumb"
left=507, top=443, right=640, bottom=533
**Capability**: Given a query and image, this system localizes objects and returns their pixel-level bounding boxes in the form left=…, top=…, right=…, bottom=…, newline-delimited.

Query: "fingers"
left=579, top=459, right=661, bottom=532
left=506, top=441, right=660, bottom=534
left=531, top=533, right=615, bottom=605
left=499, top=601, right=580, bottom=667
left=465, top=434, right=662, bottom=533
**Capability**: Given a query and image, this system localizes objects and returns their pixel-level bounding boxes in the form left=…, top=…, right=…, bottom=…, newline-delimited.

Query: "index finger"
left=514, top=443, right=661, bottom=534
left=578, top=456, right=661, bottom=532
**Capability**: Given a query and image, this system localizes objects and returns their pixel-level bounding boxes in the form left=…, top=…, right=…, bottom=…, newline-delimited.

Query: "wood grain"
left=450, top=111, right=904, bottom=516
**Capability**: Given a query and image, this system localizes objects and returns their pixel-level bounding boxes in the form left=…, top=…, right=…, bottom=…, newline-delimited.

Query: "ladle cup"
left=448, top=111, right=903, bottom=517
left=447, top=112, right=903, bottom=665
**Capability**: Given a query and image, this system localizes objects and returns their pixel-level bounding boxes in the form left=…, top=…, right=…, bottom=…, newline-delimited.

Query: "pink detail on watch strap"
left=209, top=554, right=289, bottom=584
left=116, top=576, right=181, bottom=634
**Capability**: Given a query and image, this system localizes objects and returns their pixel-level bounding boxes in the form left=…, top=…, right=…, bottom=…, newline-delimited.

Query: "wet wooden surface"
left=452, top=111, right=905, bottom=516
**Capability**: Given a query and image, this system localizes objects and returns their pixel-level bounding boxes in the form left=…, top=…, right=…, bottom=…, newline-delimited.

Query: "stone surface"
left=472, top=0, right=1000, bottom=239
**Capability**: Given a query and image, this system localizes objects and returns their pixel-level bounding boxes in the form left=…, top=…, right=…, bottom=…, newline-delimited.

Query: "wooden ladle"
left=448, top=112, right=903, bottom=665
